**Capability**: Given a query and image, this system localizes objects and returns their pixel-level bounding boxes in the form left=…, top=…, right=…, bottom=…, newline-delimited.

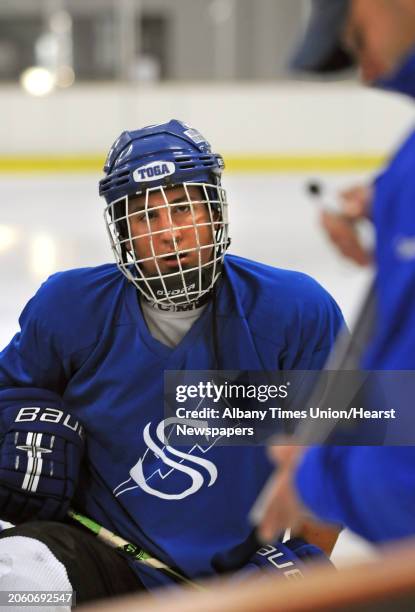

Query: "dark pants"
left=0, top=521, right=146, bottom=606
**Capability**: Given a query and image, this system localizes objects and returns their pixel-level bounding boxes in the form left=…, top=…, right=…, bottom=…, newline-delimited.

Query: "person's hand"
left=233, top=536, right=332, bottom=582
left=0, top=388, right=85, bottom=524
left=257, top=446, right=341, bottom=555
left=257, top=446, right=310, bottom=543
left=321, top=183, right=373, bottom=266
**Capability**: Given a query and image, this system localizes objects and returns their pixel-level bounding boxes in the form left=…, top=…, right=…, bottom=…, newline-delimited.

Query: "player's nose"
left=156, top=208, right=183, bottom=245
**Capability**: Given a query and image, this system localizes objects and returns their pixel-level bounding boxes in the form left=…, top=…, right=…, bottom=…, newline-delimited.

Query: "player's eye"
left=134, top=209, right=156, bottom=222
left=172, top=203, right=191, bottom=215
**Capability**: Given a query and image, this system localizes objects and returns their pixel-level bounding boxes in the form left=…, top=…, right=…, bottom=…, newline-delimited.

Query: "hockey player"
left=258, top=0, right=415, bottom=545
left=0, top=120, right=343, bottom=603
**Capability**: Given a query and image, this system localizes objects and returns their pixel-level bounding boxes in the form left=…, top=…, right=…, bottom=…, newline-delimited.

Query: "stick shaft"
left=67, top=509, right=201, bottom=589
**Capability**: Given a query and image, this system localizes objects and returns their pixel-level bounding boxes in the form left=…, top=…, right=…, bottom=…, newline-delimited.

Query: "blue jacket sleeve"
left=363, top=132, right=415, bottom=369
left=0, top=268, right=106, bottom=396
left=295, top=446, right=415, bottom=542
left=295, top=133, right=415, bottom=542
left=0, top=292, right=67, bottom=395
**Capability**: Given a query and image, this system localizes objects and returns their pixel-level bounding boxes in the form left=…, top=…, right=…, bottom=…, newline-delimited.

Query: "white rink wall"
left=0, top=82, right=414, bottom=155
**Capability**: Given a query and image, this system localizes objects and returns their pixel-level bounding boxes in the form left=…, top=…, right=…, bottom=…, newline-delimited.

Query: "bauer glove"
left=238, top=537, right=333, bottom=580
left=213, top=530, right=333, bottom=580
left=0, top=388, right=85, bottom=523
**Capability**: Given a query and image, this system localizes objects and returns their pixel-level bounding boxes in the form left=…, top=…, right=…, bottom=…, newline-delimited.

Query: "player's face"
left=127, top=184, right=217, bottom=277
left=343, top=0, right=415, bottom=83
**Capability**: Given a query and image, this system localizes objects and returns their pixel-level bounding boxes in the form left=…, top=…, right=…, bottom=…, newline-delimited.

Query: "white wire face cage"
left=104, top=182, right=230, bottom=309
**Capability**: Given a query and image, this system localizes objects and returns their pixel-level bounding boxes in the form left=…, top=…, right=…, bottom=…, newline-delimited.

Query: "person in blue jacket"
left=0, top=119, right=343, bottom=603
left=258, top=0, right=415, bottom=545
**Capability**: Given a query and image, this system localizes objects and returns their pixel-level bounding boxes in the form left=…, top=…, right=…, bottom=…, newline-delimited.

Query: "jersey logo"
left=133, top=161, right=175, bottom=183
left=113, top=418, right=218, bottom=501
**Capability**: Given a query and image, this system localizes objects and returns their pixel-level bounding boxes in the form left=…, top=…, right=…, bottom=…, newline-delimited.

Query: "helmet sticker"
left=133, top=161, right=176, bottom=183
left=184, top=128, right=206, bottom=145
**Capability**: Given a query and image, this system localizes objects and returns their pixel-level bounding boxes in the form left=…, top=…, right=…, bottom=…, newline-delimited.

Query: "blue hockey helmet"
left=99, top=120, right=230, bottom=311
left=99, top=119, right=225, bottom=203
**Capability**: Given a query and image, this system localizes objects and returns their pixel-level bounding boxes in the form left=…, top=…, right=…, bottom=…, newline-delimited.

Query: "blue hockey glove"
left=284, top=537, right=333, bottom=563
left=213, top=530, right=333, bottom=581
left=0, top=388, right=85, bottom=523
left=239, top=537, right=333, bottom=580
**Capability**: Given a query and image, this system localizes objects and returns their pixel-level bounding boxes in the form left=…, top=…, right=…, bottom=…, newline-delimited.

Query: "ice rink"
left=0, top=170, right=376, bottom=565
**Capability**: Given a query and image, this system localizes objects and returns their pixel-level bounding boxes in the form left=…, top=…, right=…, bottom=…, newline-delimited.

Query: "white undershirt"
left=140, top=299, right=208, bottom=348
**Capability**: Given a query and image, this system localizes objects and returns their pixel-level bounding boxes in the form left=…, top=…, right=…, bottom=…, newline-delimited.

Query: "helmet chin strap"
left=137, top=263, right=221, bottom=312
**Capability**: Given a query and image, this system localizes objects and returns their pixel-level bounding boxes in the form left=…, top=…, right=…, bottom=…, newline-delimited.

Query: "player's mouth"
left=160, top=253, right=189, bottom=268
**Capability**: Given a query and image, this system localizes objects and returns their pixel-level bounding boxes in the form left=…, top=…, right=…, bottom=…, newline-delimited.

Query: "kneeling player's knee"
left=0, top=535, right=71, bottom=595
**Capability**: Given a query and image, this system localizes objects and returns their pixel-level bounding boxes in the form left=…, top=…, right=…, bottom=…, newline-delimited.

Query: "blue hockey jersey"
left=0, top=254, right=343, bottom=587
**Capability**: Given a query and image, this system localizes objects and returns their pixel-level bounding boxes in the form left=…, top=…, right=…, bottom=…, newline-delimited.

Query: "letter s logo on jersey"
left=113, top=418, right=218, bottom=501
left=133, top=161, right=175, bottom=183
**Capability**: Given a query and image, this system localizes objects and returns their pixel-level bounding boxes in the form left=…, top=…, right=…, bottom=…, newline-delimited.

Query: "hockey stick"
left=67, top=509, right=202, bottom=590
